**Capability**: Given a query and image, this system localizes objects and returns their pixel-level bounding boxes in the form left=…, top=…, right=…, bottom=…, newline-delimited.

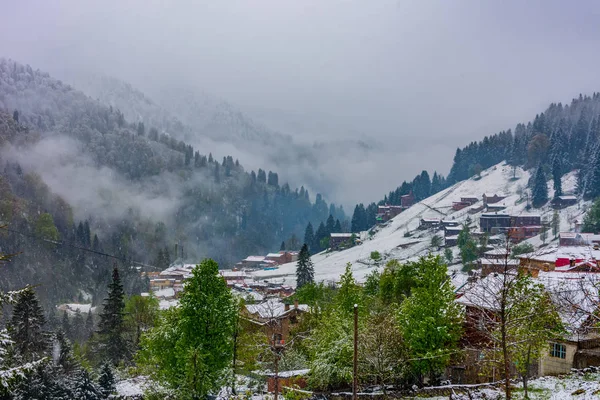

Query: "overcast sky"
left=3, top=0, right=600, bottom=203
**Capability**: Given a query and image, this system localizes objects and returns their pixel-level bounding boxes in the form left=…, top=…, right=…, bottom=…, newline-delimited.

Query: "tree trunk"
left=523, top=375, right=528, bottom=399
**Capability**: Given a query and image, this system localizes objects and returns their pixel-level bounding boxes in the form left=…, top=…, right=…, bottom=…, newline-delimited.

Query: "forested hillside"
left=0, top=59, right=345, bottom=306
left=62, top=73, right=378, bottom=201
left=447, top=93, right=600, bottom=198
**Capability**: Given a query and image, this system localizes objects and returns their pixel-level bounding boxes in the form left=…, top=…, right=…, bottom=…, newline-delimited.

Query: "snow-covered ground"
left=426, top=371, right=600, bottom=399
left=56, top=303, right=96, bottom=315
left=249, top=162, right=587, bottom=287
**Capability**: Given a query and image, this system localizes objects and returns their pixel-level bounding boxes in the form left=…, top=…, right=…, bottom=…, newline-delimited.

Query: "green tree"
left=431, top=234, right=442, bottom=248
left=398, top=255, right=463, bottom=385
left=531, top=165, right=549, bottom=208
left=124, top=295, right=159, bottom=349
left=507, top=274, right=564, bottom=398
left=10, top=287, right=47, bottom=362
left=97, top=267, right=127, bottom=365
left=335, top=263, right=362, bottom=314
left=34, top=212, right=59, bottom=241
left=296, top=244, right=314, bottom=288
left=444, top=248, right=453, bottom=264
left=582, top=197, right=600, bottom=233
left=138, top=259, right=236, bottom=398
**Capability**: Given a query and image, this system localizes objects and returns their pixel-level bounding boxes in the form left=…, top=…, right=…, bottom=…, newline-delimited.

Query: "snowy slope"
left=250, top=162, right=588, bottom=287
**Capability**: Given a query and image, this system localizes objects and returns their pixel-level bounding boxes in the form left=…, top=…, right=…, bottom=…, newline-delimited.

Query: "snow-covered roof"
left=261, top=369, right=310, bottom=378
left=559, top=232, right=600, bottom=242
left=245, top=298, right=309, bottom=319
left=458, top=272, right=600, bottom=332
left=478, top=258, right=519, bottom=266
left=57, top=303, right=96, bottom=315
left=558, top=195, right=577, bottom=200
left=484, top=249, right=511, bottom=256
left=244, top=256, right=266, bottom=262
left=266, top=253, right=284, bottom=258
left=481, top=212, right=510, bottom=217
left=220, top=270, right=250, bottom=278
left=152, top=288, right=175, bottom=298
left=483, top=193, right=505, bottom=197
left=421, top=218, right=441, bottom=222
left=330, top=233, right=353, bottom=238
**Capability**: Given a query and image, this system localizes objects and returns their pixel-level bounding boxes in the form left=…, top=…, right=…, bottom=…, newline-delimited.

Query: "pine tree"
left=62, top=311, right=72, bottom=342
left=97, top=267, right=127, bottom=365
left=334, top=219, right=342, bottom=233
left=531, top=165, right=549, bottom=208
left=53, top=329, right=78, bottom=373
left=280, top=241, right=286, bottom=251
left=304, top=223, right=314, bottom=253
left=552, top=210, right=560, bottom=238
left=73, top=309, right=85, bottom=343
left=296, top=244, right=315, bottom=288
left=12, top=109, right=19, bottom=122
left=314, top=222, right=327, bottom=252
left=72, top=369, right=101, bottom=400
left=97, top=362, right=116, bottom=398
left=552, top=157, right=562, bottom=198
left=325, top=214, right=335, bottom=235
left=10, top=287, right=47, bottom=361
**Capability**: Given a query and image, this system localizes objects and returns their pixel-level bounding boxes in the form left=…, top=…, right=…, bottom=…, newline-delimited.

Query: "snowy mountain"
left=251, top=162, right=587, bottom=286
left=58, top=72, right=378, bottom=202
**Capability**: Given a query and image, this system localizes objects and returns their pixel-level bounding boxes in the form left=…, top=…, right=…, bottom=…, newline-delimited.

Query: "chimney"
left=294, top=299, right=299, bottom=309
left=284, top=303, right=290, bottom=311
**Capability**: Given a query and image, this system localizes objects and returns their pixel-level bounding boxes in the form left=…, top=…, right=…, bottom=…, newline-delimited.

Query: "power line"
left=2, top=226, right=155, bottom=269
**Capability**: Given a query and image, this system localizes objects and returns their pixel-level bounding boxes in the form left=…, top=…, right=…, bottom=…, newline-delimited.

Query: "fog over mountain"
left=3, top=0, right=600, bottom=206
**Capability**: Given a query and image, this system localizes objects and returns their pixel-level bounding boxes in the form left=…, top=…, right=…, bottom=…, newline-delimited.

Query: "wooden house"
left=552, top=195, right=578, bottom=209
left=479, top=213, right=511, bottom=233
left=419, top=218, right=441, bottom=230
left=482, top=193, right=506, bottom=206
left=244, top=299, right=309, bottom=344
left=401, top=192, right=415, bottom=208
left=330, top=233, right=354, bottom=250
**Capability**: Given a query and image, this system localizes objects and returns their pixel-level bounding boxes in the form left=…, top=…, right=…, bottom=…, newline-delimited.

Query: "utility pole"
left=353, top=303, right=358, bottom=400
left=274, top=349, right=280, bottom=400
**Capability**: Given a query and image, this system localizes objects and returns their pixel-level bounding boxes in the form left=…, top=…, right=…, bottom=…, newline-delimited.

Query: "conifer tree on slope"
left=296, top=244, right=315, bottom=288
left=98, top=361, right=116, bottom=398
left=552, top=157, right=563, bottom=199
left=10, top=287, right=47, bottom=362
left=72, top=369, right=101, bottom=400
left=304, top=223, right=314, bottom=254
left=531, top=165, right=549, bottom=208
left=97, top=266, right=127, bottom=365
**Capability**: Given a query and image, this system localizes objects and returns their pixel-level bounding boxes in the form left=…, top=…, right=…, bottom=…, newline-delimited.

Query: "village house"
left=329, top=233, right=355, bottom=250
left=518, top=245, right=600, bottom=272
left=552, top=195, right=578, bottom=209
left=507, top=225, right=543, bottom=243
left=480, top=213, right=511, bottom=233
left=482, top=193, right=506, bottom=206
left=241, top=256, right=267, bottom=269
left=419, top=218, right=441, bottom=230
left=444, top=226, right=462, bottom=238
left=461, top=196, right=479, bottom=205
left=441, top=219, right=460, bottom=228
left=486, top=204, right=507, bottom=212
left=452, top=201, right=472, bottom=211
left=559, top=232, right=600, bottom=247
left=243, top=298, right=309, bottom=344
left=376, top=205, right=404, bottom=223
left=511, top=214, right=542, bottom=227
left=477, top=257, right=520, bottom=277
left=445, top=235, right=458, bottom=247
left=401, top=192, right=415, bottom=208
left=454, top=272, right=600, bottom=383
left=264, top=369, right=309, bottom=394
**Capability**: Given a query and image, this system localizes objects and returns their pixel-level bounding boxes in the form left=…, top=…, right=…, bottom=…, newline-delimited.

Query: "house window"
left=550, top=343, right=566, bottom=359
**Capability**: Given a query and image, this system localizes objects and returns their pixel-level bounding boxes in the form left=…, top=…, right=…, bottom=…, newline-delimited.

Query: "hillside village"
left=88, top=161, right=600, bottom=398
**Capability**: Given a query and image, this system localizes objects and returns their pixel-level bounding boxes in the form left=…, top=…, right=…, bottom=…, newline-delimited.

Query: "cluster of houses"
left=454, top=234, right=600, bottom=383
left=234, top=251, right=300, bottom=270
left=144, top=259, right=311, bottom=392
left=376, top=192, right=415, bottom=223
